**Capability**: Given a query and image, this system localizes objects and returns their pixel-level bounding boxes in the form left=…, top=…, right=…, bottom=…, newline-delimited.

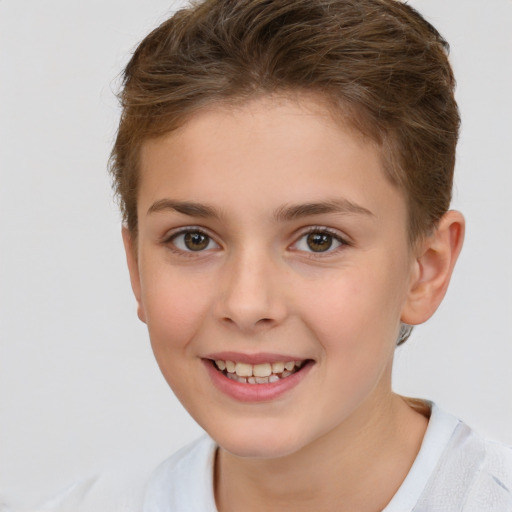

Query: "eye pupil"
left=184, top=232, right=209, bottom=251
left=307, top=232, right=333, bottom=252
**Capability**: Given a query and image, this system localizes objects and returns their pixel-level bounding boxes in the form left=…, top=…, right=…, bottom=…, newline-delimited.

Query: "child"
left=24, top=0, right=512, bottom=510
left=112, top=0, right=512, bottom=509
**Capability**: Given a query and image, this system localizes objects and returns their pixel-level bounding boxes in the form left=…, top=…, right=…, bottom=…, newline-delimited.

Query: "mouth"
left=208, top=358, right=310, bottom=384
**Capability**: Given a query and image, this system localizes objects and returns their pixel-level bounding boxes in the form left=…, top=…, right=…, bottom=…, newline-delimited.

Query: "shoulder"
left=482, top=436, right=512, bottom=478
left=10, top=461, right=150, bottom=512
left=6, top=436, right=216, bottom=512
left=13, top=472, right=147, bottom=512
left=466, top=435, right=512, bottom=510
left=143, top=435, right=218, bottom=511
left=422, top=405, right=512, bottom=511
left=149, top=434, right=215, bottom=478
left=386, top=402, right=512, bottom=512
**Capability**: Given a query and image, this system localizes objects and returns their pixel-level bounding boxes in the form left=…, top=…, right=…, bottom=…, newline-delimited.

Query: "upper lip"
left=204, top=351, right=311, bottom=365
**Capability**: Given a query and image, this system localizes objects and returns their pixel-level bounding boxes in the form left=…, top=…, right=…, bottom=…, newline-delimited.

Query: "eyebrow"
left=273, top=199, right=374, bottom=222
left=147, top=198, right=374, bottom=221
left=147, top=199, right=222, bottom=219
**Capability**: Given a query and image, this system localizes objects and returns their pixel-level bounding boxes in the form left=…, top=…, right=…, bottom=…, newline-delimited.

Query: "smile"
left=204, top=355, right=314, bottom=402
left=212, top=359, right=305, bottom=384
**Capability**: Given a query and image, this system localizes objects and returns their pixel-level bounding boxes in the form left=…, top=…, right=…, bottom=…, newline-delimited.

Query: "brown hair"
left=110, top=0, right=459, bottom=244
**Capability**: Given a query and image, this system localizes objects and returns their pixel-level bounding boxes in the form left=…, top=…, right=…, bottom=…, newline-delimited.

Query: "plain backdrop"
left=1, top=0, right=511, bottom=506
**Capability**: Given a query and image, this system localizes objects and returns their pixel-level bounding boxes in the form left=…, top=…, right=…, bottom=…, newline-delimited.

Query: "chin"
left=210, top=422, right=307, bottom=459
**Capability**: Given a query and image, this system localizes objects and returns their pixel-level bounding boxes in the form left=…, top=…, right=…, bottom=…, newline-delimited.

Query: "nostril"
left=257, top=318, right=273, bottom=324
left=221, top=316, right=274, bottom=329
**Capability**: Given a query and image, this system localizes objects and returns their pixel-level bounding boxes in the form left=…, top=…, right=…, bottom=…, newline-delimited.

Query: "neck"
left=214, top=393, right=428, bottom=512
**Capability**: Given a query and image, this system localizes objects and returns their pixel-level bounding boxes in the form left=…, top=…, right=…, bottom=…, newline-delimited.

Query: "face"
left=126, top=95, right=418, bottom=459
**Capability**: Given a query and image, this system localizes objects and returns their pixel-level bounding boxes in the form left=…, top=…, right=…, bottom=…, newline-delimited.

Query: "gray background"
left=1, top=0, right=511, bottom=506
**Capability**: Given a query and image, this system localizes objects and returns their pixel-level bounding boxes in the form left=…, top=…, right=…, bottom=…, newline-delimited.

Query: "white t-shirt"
left=10, top=403, right=512, bottom=511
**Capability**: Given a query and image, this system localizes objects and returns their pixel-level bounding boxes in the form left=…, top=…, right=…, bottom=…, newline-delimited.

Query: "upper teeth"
left=215, top=360, right=303, bottom=377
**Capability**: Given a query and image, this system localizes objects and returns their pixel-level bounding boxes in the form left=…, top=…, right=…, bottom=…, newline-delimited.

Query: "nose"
left=215, top=247, right=288, bottom=333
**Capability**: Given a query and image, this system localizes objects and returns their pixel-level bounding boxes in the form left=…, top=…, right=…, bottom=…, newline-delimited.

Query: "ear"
left=122, top=227, right=147, bottom=324
left=401, top=210, right=465, bottom=325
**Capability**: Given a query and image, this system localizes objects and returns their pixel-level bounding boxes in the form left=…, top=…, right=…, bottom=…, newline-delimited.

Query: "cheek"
left=140, top=264, right=213, bottom=356
left=140, top=269, right=215, bottom=406
left=298, top=261, right=406, bottom=357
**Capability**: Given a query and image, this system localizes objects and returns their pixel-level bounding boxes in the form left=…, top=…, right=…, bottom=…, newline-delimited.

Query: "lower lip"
left=203, top=359, right=313, bottom=403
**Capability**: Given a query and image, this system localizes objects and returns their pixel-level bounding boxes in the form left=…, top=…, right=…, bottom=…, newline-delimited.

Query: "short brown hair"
left=110, top=0, right=459, bottom=241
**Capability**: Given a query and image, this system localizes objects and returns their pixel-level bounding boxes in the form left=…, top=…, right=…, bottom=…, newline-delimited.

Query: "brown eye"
left=170, top=230, right=219, bottom=252
left=184, top=232, right=209, bottom=251
left=306, top=232, right=333, bottom=252
left=292, top=229, right=344, bottom=254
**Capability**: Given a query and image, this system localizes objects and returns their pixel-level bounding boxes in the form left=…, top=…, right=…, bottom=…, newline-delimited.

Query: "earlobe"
left=122, top=227, right=147, bottom=324
left=401, top=210, right=465, bottom=325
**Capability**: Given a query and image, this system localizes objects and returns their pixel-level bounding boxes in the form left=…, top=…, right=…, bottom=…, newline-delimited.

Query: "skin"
left=123, top=94, right=465, bottom=511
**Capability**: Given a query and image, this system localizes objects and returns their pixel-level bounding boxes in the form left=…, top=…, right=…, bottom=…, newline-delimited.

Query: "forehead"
left=140, top=93, right=375, bottom=161
left=137, top=95, right=405, bottom=226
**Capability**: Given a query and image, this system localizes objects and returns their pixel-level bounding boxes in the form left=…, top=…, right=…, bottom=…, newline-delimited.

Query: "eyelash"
left=292, top=226, right=349, bottom=258
left=162, top=226, right=349, bottom=257
left=163, top=227, right=219, bottom=257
